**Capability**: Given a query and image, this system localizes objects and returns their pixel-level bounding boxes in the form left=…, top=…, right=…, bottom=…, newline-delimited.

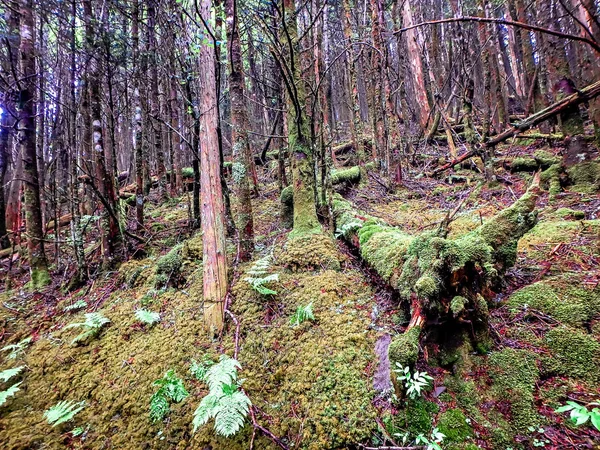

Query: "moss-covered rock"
left=437, top=408, right=473, bottom=443
left=388, top=326, right=421, bottom=371
left=542, top=325, right=600, bottom=381
left=566, top=160, right=600, bottom=192
left=155, top=244, right=183, bottom=288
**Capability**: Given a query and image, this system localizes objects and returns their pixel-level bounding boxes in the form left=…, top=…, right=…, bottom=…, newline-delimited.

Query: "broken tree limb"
left=429, top=80, right=600, bottom=176
left=332, top=174, right=540, bottom=383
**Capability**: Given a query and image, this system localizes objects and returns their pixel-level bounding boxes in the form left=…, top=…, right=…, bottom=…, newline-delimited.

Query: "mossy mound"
left=566, top=160, right=600, bottom=192
left=277, top=233, right=342, bottom=271
left=225, top=268, right=378, bottom=449
left=488, top=348, right=540, bottom=431
left=541, top=325, right=600, bottom=382
left=507, top=276, right=600, bottom=328
left=517, top=219, right=600, bottom=263
left=437, top=408, right=473, bottom=443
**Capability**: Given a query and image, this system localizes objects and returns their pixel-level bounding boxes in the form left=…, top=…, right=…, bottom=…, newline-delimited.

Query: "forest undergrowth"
left=0, top=140, right=599, bottom=450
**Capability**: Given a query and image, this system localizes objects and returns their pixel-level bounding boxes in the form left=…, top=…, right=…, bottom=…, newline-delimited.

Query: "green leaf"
left=0, top=366, right=25, bottom=382
left=590, top=410, right=600, bottom=431
left=0, top=382, right=22, bottom=406
left=44, top=400, right=86, bottom=427
left=135, top=309, right=161, bottom=326
left=204, top=355, right=241, bottom=391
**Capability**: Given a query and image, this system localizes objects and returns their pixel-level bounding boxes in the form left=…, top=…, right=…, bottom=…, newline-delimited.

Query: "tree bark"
left=199, top=0, right=228, bottom=335
left=19, top=0, right=50, bottom=288
left=226, top=0, right=255, bottom=261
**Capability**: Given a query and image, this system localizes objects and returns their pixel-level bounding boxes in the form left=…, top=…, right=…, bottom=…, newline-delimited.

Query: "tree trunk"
left=225, top=0, right=255, bottom=261
left=132, top=0, right=144, bottom=230
left=19, top=0, right=50, bottom=288
left=199, top=0, right=228, bottom=335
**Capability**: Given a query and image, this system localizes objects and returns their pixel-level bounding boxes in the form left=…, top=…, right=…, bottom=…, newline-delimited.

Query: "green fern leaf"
left=290, top=302, right=315, bottom=326
left=190, top=356, right=214, bottom=381
left=192, top=391, right=220, bottom=432
left=64, top=300, right=87, bottom=312
left=0, top=366, right=25, bottom=382
left=135, top=309, right=161, bottom=325
left=149, top=393, right=170, bottom=423
left=1, top=337, right=32, bottom=359
left=44, top=400, right=85, bottom=427
left=204, top=355, right=241, bottom=391
left=0, top=382, right=22, bottom=406
left=213, top=390, right=251, bottom=437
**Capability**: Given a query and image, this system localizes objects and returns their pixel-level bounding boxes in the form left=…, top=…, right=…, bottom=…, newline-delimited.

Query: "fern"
left=290, top=303, right=315, bottom=326
left=64, top=300, right=87, bottom=312
left=135, top=309, right=161, bottom=326
left=190, top=356, right=214, bottom=381
left=44, top=400, right=86, bottom=427
left=192, top=355, right=251, bottom=437
left=149, top=369, right=189, bottom=423
left=0, top=366, right=24, bottom=382
left=0, top=382, right=22, bottom=407
left=335, top=220, right=363, bottom=239
left=2, top=337, right=32, bottom=360
left=244, top=255, right=279, bottom=296
left=65, top=312, right=110, bottom=344
left=0, top=365, right=25, bottom=407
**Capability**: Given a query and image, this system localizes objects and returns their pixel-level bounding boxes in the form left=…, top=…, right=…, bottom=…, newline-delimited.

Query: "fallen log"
left=332, top=174, right=541, bottom=389
left=430, top=79, right=600, bottom=176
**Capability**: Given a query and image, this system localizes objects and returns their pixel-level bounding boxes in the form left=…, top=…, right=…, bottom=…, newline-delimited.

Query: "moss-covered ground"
left=0, top=140, right=599, bottom=449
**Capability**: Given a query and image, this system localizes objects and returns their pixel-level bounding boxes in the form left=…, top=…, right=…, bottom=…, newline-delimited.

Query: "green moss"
left=552, top=207, right=585, bottom=220
left=507, top=278, right=600, bottom=328
left=450, top=296, right=467, bottom=317
left=566, top=160, right=600, bottom=192
left=388, top=326, right=421, bottom=369
left=180, top=167, right=194, bottom=178
left=330, top=166, right=360, bottom=185
left=403, top=398, right=438, bottom=435
left=542, top=325, right=600, bottom=381
left=437, top=409, right=472, bottom=443
left=488, top=348, right=539, bottom=430
left=277, top=233, right=341, bottom=271
left=181, top=234, right=203, bottom=261
left=29, top=267, right=51, bottom=290
left=155, top=244, right=183, bottom=288
left=540, top=163, right=563, bottom=197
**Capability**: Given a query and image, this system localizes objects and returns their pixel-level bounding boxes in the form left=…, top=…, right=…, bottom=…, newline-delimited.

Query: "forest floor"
left=0, top=139, right=599, bottom=450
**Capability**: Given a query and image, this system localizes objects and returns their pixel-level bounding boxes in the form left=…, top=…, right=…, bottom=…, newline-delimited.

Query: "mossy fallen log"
left=332, top=174, right=541, bottom=392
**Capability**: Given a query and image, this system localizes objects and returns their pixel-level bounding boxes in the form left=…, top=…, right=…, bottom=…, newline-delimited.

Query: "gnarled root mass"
left=332, top=174, right=541, bottom=385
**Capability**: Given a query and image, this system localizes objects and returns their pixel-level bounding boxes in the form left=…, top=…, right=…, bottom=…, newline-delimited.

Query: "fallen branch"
left=429, top=79, right=600, bottom=176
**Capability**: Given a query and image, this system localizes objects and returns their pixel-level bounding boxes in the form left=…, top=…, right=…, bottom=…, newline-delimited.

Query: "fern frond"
left=0, top=382, right=22, bottom=406
left=1, top=337, right=32, bottom=359
left=204, top=355, right=241, bottom=391
left=44, top=400, right=85, bottom=427
left=64, top=300, right=87, bottom=312
left=290, top=302, right=315, bottom=326
left=135, top=309, right=161, bottom=326
left=213, top=390, right=251, bottom=437
left=190, top=356, right=214, bottom=381
left=0, top=366, right=24, bottom=382
left=66, top=313, right=110, bottom=344
left=192, top=391, right=220, bottom=432
left=149, top=392, right=170, bottom=423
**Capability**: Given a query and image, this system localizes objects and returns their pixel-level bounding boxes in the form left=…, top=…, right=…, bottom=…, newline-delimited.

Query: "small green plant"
left=528, top=426, right=550, bottom=447
left=135, top=309, right=160, bottom=326
left=192, top=354, right=252, bottom=437
left=65, top=312, right=110, bottom=344
left=190, top=356, right=215, bottom=381
left=394, top=363, right=433, bottom=399
left=555, top=400, right=600, bottom=431
left=2, top=337, right=32, bottom=360
left=64, top=300, right=87, bottom=312
left=415, top=427, right=446, bottom=450
left=149, top=369, right=189, bottom=423
left=44, top=400, right=86, bottom=427
left=289, top=302, right=315, bottom=326
left=335, top=220, right=363, bottom=239
left=0, top=366, right=25, bottom=407
left=244, top=255, right=279, bottom=295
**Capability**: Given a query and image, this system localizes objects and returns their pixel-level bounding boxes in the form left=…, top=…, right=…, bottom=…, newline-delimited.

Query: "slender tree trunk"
left=199, top=0, right=228, bottom=334
left=225, top=0, right=255, bottom=261
left=132, top=0, right=144, bottom=230
left=19, top=0, right=50, bottom=288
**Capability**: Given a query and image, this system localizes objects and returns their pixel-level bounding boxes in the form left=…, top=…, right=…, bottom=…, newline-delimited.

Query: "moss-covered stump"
left=277, top=233, right=342, bottom=272
left=332, top=177, right=540, bottom=378
left=510, top=150, right=561, bottom=172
